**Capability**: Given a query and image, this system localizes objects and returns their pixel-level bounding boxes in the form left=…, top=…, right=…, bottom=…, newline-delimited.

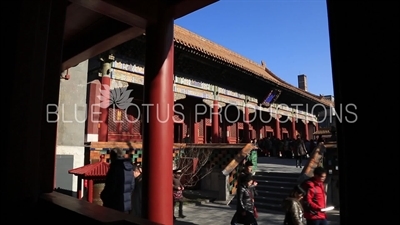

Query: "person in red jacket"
left=302, top=167, right=327, bottom=225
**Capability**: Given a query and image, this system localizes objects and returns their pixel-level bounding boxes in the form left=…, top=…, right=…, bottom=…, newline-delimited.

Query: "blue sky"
left=175, top=0, right=333, bottom=96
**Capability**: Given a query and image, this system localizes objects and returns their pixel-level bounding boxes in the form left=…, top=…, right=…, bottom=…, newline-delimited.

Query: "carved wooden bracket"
left=202, top=99, right=225, bottom=108
left=242, top=103, right=257, bottom=114
left=271, top=113, right=281, bottom=120
left=174, top=93, right=186, bottom=102
left=110, top=79, right=129, bottom=89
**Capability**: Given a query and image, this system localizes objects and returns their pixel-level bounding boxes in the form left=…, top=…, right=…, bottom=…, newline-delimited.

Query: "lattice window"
left=183, top=123, right=188, bottom=136
left=108, top=108, right=117, bottom=133
left=132, top=116, right=141, bottom=134
left=126, top=106, right=141, bottom=134
left=173, top=114, right=182, bottom=123
left=121, top=110, right=130, bottom=133
left=199, top=119, right=204, bottom=136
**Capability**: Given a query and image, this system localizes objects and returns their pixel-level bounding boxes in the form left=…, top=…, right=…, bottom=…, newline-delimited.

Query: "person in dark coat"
left=130, top=163, right=142, bottom=217
left=231, top=162, right=258, bottom=225
left=294, top=135, right=307, bottom=168
left=282, top=185, right=307, bottom=225
left=101, top=148, right=134, bottom=213
left=236, top=174, right=257, bottom=225
left=173, top=169, right=186, bottom=220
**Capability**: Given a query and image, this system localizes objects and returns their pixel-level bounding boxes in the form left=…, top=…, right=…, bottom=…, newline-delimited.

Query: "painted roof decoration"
left=173, top=25, right=333, bottom=106
left=68, top=155, right=109, bottom=177
left=313, top=129, right=332, bottom=135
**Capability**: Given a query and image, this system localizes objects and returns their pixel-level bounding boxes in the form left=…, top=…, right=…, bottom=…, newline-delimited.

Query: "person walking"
left=282, top=185, right=307, bottom=225
left=173, top=169, right=186, bottom=220
left=294, top=135, right=307, bottom=168
left=301, top=167, right=328, bottom=225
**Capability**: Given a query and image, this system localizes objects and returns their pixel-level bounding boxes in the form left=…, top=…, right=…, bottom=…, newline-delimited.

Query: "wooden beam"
left=71, top=0, right=218, bottom=26
left=40, top=192, right=162, bottom=224
left=103, top=0, right=160, bottom=23
left=88, top=142, right=248, bottom=149
left=69, top=0, right=152, bottom=28
left=62, top=18, right=144, bottom=70
left=89, top=142, right=186, bottom=149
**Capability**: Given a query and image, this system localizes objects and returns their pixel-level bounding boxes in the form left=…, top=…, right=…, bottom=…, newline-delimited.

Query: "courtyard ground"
left=175, top=156, right=340, bottom=225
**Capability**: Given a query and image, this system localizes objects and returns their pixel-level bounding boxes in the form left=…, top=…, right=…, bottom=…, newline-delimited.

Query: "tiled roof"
left=68, top=160, right=110, bottom=178
left=173, top=25, right=332, bottom=106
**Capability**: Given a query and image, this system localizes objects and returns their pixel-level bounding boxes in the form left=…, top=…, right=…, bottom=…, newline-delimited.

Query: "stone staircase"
left=253, top=171, right=299, bottom=212
left=221, top=157, right=305, bottom=212
left=229, top=171, right=299, bottom=212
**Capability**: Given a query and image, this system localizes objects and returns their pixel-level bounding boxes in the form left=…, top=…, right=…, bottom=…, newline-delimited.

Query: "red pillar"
left=305, top=121, right=310, bottom=140
left=292, top=117, right=296, bottom=139
left=275, top=115, right=281, bottom=139
left=212, top=100, right=219, bottom=143
left=87, top=180, right=94, bottom=203
left=98, top=57, right=112, bottom=142
left=142, top=12, right=174, bottom=224
left=203, top=119, right=208, bottom=143
left=87, top=81, right=101, bottom=141
left=193, top=122, right=199, bottom=143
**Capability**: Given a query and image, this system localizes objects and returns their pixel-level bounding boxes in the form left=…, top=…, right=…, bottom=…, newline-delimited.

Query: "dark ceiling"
left=63, top=0, right=320, bottom=110
left=62, top=0, right=218, bottom=70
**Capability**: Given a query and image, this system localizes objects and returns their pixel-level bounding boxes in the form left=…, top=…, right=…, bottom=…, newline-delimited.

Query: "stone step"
left=255, top=181, right=297, bottom=190
left=229, top=201, right=283, bottom=213
left=255, top=171, right=300, bottom=178
left=237, top=172, right=298, bottom=212
left=256, top=190, right=290, bottom=199
left=254, top=195, right=285, bottom=205
left=228, top=170, right=302, bottom=213
left=255, top=201, right=284, bottom=212
left=256, top=179, right=296, bottom=184
left=229, top=190, right=289, bottom=203
left=253, top=174, right=299, bottom=182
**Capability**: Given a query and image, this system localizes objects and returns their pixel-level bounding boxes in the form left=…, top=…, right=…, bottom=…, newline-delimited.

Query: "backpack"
left=300, top=178, right=317, bottom=215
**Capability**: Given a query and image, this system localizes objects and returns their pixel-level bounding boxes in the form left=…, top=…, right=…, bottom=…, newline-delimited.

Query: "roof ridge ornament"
left=261, top=60, right=266, bottom=68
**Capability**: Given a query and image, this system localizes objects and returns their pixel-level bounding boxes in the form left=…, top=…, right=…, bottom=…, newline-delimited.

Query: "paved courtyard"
left=174, top=202, right=340, bottom=225
left=175, top=157, right=340, bottom=225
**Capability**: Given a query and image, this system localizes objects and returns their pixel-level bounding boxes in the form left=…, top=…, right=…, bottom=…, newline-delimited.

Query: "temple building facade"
left=54, top=25, right=332, bottom=194
left=84, top=25, right=331, bottom=144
